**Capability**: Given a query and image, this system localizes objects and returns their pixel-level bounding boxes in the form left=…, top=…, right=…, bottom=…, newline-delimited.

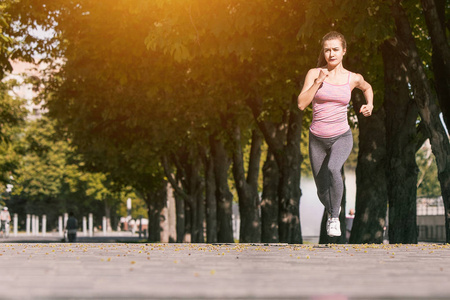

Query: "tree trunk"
left=382, top=40, right=419, bottom=244
left=188, top=197, right=198, bottom=243
left=203, top=145, right=218, bottom=243
left=247, top=95, right=303, bottom=244
left=166, top=183, right=177, bottom=242
left=421, top=0, right=450, bottom=129
left=182, top=152, right=203, bottom=243
left=210, top=135, right=234, bottom=243
left=391, top=0, right=450, bottom=243
left=146, top=186, right=166, bottom=242
left=162, top=157, right=188, bottom=242
left=261, top=149, right=279, bottom=242
left=159, top=202, right=169, bottom=243
left=350, top=93, right=388, bottom=244
left=162, top=152, right=203, bottom=242
left=231, top=127, right=262, bottom=243
left=184, top=199, right=192, bottom=243
left=174, top=183, right=185, bottom=243
left=196, top=188, right=205, bottom=243
left=319, top=168, right=347, bottom=244
left=277, top=128, right=303, bottom=244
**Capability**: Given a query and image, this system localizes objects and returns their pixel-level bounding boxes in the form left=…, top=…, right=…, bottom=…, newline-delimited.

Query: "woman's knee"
left=328, top=166, right=342, bottom=177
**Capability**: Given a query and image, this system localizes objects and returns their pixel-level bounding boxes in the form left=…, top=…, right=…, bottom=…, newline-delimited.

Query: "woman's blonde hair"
left=317, top=31, right=347, bottom=67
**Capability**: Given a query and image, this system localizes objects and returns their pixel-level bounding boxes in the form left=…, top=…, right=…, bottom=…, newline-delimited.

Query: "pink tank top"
left=310, top=72, right=352, bottom=138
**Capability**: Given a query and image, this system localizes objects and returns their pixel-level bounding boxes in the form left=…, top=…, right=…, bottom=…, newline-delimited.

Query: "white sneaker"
left=328, top=218, right=341, bottom=237
left=326, top=207, right=340, bottom=235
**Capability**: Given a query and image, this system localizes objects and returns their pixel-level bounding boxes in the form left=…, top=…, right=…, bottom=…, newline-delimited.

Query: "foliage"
left=0, top=0, right=15, bottom=78
left=0, top=80, right=27, bottom=188
left=37, top=1, right=176, bottom=185
left=6, top=117, right=128, bottom=229
left=6, top=0, right=175, bottom=231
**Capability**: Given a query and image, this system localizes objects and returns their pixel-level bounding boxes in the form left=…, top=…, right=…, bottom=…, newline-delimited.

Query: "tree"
left=0, top=1, right=14, bottom=78
left=420, top=0, right=450, bottom=129
left=382, top=40, right=419, bottom=243
left=147, top=0, right=307, bottom=243
left=0, top=80, right=27, bottom=196
left=18, top=0, right=176, bottom=240
left=7, top=117, right=125, bottom=230
left=350, top=93, right=388, bottom=244
left=391, top=0, right=450, bottom=243
left=231, top=128, right=262, bottom=242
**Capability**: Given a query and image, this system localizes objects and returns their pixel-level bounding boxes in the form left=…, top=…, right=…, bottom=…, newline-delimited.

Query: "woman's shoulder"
left=347, top=71, right=369, bottom=90
left=307, top=68, right=323, bottom=75
left=347, top=70, right=364, bottom=81
left=355, top=73, right=365, bottom=82
left=303, top=68, right=321, bottom=80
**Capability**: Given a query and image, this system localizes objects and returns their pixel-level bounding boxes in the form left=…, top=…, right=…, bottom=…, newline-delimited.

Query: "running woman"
left=297, top=31, right=373, bottom=237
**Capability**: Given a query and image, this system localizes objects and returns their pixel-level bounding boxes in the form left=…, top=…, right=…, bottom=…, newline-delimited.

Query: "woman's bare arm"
left=297, top=68, right=328, bottom=111
left=353, top=73, right=373, bottom=117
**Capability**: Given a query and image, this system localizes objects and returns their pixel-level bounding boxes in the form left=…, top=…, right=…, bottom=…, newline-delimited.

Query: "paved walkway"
left=0, top=242, right=449, bottom=299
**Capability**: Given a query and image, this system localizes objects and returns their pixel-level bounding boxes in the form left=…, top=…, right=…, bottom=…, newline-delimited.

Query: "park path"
left=0, top=242, right=449, bottom=299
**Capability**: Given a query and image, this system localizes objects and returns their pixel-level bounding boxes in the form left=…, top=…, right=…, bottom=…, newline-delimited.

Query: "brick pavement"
left=0, top=242, right=449, bottom=299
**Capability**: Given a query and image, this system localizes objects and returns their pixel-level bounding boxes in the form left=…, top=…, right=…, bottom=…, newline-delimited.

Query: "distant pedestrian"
left=0, top=207, right=11, bottom=237
left=298, top=31, right=373, bottom=237
left=66, top=212, right=78, bottom=242
left=346, top=209, right=355, bottom=242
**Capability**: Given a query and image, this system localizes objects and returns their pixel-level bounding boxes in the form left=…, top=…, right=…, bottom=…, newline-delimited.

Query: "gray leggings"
left=309, top=129, right=353, bottom=218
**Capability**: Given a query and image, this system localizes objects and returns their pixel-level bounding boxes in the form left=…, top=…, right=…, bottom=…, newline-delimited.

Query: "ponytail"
left=317, top=49, right=326, bottom=68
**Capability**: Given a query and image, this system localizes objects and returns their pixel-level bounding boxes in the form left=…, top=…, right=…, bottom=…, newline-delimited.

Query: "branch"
left=421, top=0, right=450, bottom=77
left=416, top=120, right=430, bottom=153
left=161, top=155, right=191, bottom=204
left=245, top=95, right=284, bottom=156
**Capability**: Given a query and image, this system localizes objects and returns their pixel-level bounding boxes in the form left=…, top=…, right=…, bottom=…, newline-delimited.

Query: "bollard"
left=63, top=213, right=68, bottom=231
left=42, top=215, right=46, bottom=237
left=88, top=213, right=93, bottom=237
left=36, top=216, right=39, bottom=235
left=59, top=216, right=63, bottom=237
left=26, top=214, right=30, bottom=235
left=31, top=215, right=35, bottom=236
left=64, top=213, right=68, bottom=240
left=83, top=216, right=87, bottom=236
left=13, top=214, right=18, bottom=237
left=102, top=217, right=106, bottom=236
left=34, top=215, right=38, bottom=236
left=139, top=215, right=143, bottom=239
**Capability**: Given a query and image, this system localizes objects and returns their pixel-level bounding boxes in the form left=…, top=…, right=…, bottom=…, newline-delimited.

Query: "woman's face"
left=323, top=38, right=346, bottom=66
